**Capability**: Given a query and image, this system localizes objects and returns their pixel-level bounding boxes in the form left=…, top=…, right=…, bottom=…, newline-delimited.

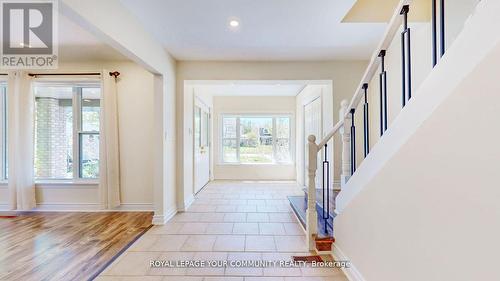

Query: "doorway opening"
left=183, top=80, right=332, bottom=206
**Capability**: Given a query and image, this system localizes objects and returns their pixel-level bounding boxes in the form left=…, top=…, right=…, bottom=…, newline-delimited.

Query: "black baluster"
left=362, top=83, right=369, bottom=157
left=440, top=0, right=445, bottom=57
left=432, top=0, right=438, bottom=67
left=378, top=50, right=388, bottom=136
left=401, top=5, right=412, bottom=107
left=350, top=109, right=356, bottom=175
left=322, top=144, right=330, bottom=234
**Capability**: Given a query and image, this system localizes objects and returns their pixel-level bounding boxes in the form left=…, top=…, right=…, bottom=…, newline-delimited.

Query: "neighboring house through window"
left=221, top=114, right=292, bottom=164
left=34, top=83, right=101, bottom=180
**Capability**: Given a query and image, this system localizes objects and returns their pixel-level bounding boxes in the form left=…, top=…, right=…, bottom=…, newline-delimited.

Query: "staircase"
left=288, top=188, right=336, bottom=236
left=288, top=193, right=335, bottom=252
left=287, top=0, right=486, bottom=261
left=288, top=105, right=349, bottom=252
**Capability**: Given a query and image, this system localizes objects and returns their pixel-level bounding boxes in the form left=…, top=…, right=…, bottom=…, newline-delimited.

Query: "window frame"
left=77, top=86, right=101, bottom=179
left=34, top=82, right=101, bottom=181
left=219, top=113, right=294, bottom=165
left=0, top=82, right=7, bottom=181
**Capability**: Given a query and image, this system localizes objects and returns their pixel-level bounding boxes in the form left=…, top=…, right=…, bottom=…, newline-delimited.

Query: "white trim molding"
left=152, top=206, right=177, bottom=225
left=1, top=202, right=156, bottom=212
left=332, top=243, right=366, bottom=281
left=8, top=202, right=156, bottom=212
left=34, top=203, right=102, bottom=211
left=182, top=195, right=195, bottom=212
left=112, top=203, right=154, bottom=211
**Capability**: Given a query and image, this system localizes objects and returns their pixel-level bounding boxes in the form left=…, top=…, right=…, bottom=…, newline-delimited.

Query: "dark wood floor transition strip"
left=88, top=223, right=153, bottom=281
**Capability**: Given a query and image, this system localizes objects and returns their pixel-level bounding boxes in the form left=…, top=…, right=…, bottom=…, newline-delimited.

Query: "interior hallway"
left=97, top=181, right=348, bottom=280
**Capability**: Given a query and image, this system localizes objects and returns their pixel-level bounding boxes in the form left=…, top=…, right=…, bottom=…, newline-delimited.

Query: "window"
left=34, top=83, right=101, bottom=180
left=0, top=83, right=6, bottom=180
left=221, top=115, right=292, bottom=164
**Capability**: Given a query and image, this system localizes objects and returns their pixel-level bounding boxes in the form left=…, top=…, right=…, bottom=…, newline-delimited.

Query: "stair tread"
left=303, top=188, right=339, bottom=213
left=287, top=195, right=333, bottom=237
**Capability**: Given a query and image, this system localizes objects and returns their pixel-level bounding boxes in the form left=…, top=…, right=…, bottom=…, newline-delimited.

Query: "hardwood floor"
left=0, top=211, right=153, bottom=281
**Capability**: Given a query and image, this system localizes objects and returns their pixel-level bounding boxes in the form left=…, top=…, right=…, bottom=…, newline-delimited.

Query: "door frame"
left=295, top=82, right=333, bottom=188
left=183, top=80, right=332, bottom=201
left=302, top=95, right=323, bottom=188
left=193, top=96, right=212, bottom=194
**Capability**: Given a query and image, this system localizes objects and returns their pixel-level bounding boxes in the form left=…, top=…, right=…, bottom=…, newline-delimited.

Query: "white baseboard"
left=184, top=195, right=195, bottom=210
left=25, top=202, right=154, bottom=212
left=152, top=206, right=177, bottom=225
left=2, top=203, right=104, bottom=212
left=34, top=203, right=103, bottom=211
left=177, top=194, right=195, bottom=212
left=152, top=214, right=165, bottom=225
left=112, top=203, right=154, bottom=211
left=332, top=243, right=366, bottom=281
left=164, top=207, right=177, bottom=222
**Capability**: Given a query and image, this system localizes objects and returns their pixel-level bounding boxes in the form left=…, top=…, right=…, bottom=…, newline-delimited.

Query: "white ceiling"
left=192, top=82, right=308, bottom=97
left=120, top=0, right=387, bottom=61
left=58, top=14, right=128, bottom=62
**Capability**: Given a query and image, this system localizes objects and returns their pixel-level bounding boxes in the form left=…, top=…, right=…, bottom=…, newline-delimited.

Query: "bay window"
left=34, top=83, right=101, bottom=180
left=221, top=115, right=292, bottom=164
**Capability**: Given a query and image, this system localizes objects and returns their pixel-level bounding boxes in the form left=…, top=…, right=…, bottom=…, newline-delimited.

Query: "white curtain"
left=99, top=70, right=121, bottom=208
left=7, top=71, right=36, bottom=210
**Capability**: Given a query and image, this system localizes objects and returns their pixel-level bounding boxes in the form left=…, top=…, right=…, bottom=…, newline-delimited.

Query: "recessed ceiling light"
left=229, top=20, right=239, bottom=27
left=227, top=17, right=241, bottom=30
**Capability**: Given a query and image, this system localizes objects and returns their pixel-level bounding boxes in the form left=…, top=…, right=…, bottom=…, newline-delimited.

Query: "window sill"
left=218, top=162, right=295, bottom=166
left=0, top=180, right=99, bottom=188
left=35, top=180, right=99, bottom=187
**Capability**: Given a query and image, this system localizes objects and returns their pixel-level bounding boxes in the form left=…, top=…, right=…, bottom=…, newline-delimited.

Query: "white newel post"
left=306, top=135, right=318, bottom=250
left=339, top=99, right=351, bottom=187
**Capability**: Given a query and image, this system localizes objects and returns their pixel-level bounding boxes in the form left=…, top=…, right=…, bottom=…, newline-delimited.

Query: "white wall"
left=351, top=0, right=479, bottom=172
left=0, top=186, right=8, bottom=208
left=176, top=61, right=367, bottom=207
left=0, top=61, right=157, bottom=211
left=213, top=96, right=296, bottom=180
left=110, top=62, right=155, bottom=206
left=61, top=0, right=177, bottom=223
left=334, top=1, right=500, bottom=280
left=355, top=22, right=433, bottom=169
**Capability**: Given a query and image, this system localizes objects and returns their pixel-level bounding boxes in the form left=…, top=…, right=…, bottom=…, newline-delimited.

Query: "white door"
left=304, top=97, right=322, bottom=188
left=194, top=101, right=211, bottom=194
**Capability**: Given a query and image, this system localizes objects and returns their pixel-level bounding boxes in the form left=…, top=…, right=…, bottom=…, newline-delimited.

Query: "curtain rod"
left=27, top=71, right=120, bottom=78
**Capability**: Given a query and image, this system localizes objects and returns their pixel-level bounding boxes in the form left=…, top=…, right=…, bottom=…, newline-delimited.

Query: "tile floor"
left=97, top=181, right=348, bottom=281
